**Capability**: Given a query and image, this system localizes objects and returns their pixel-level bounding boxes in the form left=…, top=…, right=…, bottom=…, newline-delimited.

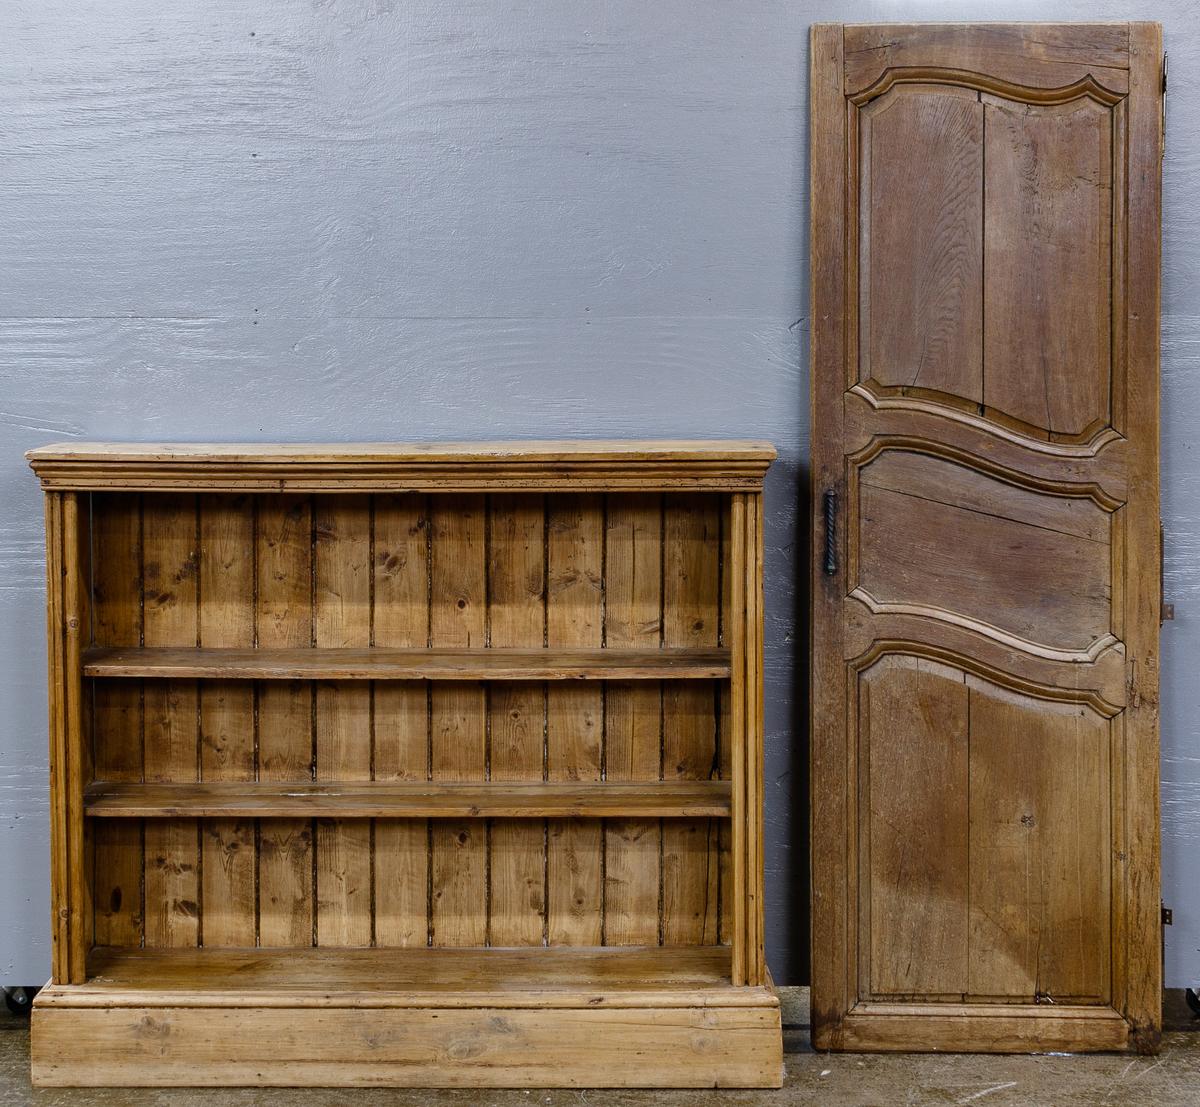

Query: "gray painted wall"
left=0, top=0, right=1195, bottom=987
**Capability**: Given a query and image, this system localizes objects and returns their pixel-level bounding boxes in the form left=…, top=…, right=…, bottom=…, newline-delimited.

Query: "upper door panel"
left=851, top=26, right=1126, bottom=444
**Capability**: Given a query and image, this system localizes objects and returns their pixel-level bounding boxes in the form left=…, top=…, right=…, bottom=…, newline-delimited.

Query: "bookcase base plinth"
left=32, top=984, right=783, bottom=1088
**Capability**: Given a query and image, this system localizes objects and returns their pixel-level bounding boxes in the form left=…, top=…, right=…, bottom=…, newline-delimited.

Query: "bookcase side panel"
left=45, top=492, right=92, bottom=983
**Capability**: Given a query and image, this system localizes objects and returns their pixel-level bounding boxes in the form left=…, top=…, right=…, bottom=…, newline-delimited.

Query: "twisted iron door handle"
left=823, top=491, right=838, bottom=576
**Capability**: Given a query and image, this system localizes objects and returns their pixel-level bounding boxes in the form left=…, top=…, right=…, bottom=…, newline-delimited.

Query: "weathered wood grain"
left=254, top=495, right=314, bottom=947
left=314, top=497, right=372, bottom=947
left=82, top=646, right=730, bottom=679
left=140, top=495, right=200, bottom=949
left=32, top=997, right=782, bottom=1088
left=862, top=656, right=968, bottom=997
left=487, top=494, right=547, bottom=946
left=967, top=690, right=1109, bottom=1002
left=843, top=23, right=1131, bottom=95
left=603, top=494, right=663, bottom=946
left=983, top=95, right=1112, bottom=438
left=198, top=495, right=256, bottom=947
left=91, top=496, right=145, bottom=949
left=84, top=780, right=733, bottom=819
left=429, top=496, right=487, bottom=947
left=1120, top=21, right=1165, bottom=1053
left=372, top=493, right=430, bottom=948
left=28, top=441, right=776, bottom=493
left=546, top=495, right=605, bottom=945
left=661, top=495, right=722, bottom=947
left=809, top=24, right=852, bottom=1035
left=860, top=85, right=983, bottom=401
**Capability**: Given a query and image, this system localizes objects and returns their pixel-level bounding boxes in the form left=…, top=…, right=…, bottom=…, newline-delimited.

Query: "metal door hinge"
left=1163, top=905, right=1173, bottom=926
left=1162, top=53, right=1168, bottom=157
left=1161, top=523, right=1173, bottom=624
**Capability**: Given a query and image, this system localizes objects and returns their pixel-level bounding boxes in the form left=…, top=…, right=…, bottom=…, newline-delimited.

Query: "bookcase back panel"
left=87, top=491, right=732, bottom=950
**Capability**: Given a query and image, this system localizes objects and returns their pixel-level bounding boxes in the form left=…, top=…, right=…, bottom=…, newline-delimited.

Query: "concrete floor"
left=3, top=990, right=1197, bottom=1106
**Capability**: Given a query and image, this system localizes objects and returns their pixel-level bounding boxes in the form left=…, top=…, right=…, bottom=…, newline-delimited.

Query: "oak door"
left=810, top=23, right=1163, bottom=1053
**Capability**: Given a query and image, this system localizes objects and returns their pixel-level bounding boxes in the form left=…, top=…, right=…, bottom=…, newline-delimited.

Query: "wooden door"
left=810, top=23, right=1163, bottom=1053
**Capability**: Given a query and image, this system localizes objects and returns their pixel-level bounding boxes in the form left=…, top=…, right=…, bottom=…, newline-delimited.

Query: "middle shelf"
left=83, top=780, right=733, bottom=819
left=82, top=646, right=731, bottom=681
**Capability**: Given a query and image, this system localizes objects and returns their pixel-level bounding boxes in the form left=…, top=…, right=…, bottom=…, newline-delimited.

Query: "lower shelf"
left=78, top=943, right=737, bottom=997
left=33, top=946, right=782, bottom=1088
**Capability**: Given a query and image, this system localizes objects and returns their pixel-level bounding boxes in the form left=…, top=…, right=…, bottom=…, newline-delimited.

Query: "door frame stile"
left=1122, top=19, right=1164, bottom=1054
left=809, top=21, right=850, bottom=1049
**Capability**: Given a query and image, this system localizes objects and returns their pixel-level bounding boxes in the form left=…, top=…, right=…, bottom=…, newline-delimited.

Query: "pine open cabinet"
left=26, top=440, right=781, bottom=1089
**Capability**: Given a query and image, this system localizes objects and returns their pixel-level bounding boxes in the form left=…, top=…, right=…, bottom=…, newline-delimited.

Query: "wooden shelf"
left=84, top=780, right=732, bottom=819
left=82, top=646, right=731, bottom=681
left=71, top=944, right=742, bottom=1001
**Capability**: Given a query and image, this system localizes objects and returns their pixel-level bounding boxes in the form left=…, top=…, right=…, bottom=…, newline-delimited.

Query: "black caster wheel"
left=3, top=987, right=36, bottom=1018
left=1186, top=988, right=1200, bottom=1020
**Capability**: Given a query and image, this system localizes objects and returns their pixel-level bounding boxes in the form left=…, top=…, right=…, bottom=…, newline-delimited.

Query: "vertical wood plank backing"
left=198, top=495, right=256, bottom=947
left=487, top=494, right=547, bottom=946
left=373, top=494, right=430, bottom=947
left=661, top=495, right=721, bottom=946
left=546, top=495, right=604, bottom=946
left=968, top=690, right=1109, bottom=1001
left=314, top=497, right=372, bottom=946
left=81, top=480, right=757, bottom=974
left=255, top=496, right=314, bottom=946
left=91, top=494, right=144, bottom=948
left=603, top=494, right=662, bottom=946
left=863, top=657, right=969, bottom=997
left=429, top=495, right=487, bottom=946
left=141, top=495, right=200, bottom=948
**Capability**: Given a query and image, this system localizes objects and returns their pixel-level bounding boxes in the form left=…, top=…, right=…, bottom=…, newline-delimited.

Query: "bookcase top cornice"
left=27, top=439, right=776, bottom=492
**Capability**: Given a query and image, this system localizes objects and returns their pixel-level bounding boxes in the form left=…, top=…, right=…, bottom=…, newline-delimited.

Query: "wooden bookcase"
left=27, top=440, right=780, bottom=1089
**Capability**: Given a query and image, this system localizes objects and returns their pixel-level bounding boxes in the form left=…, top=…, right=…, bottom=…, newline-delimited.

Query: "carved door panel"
left=810, top=23, right=1162, bottom=1053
